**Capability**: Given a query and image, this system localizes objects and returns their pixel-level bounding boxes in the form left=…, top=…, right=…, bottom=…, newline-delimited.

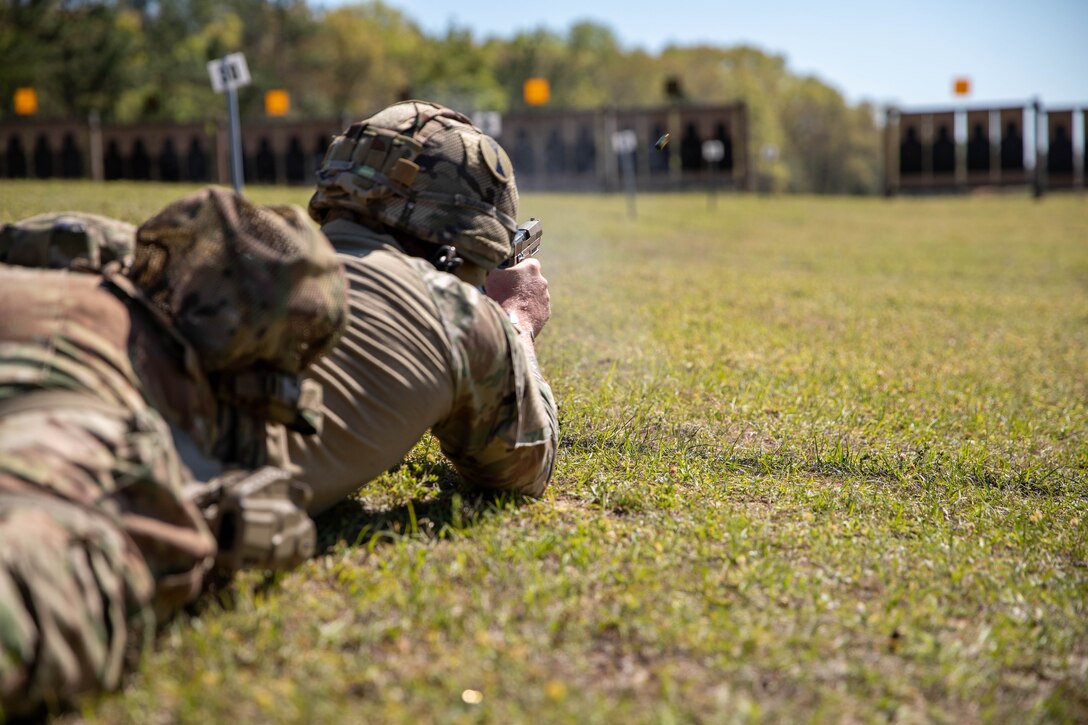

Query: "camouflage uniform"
left=274, top=100, right=558, bottom=513
left=0, top=188, right=347, bottom=716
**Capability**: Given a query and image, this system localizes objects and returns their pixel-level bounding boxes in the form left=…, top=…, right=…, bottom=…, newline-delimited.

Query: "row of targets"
left=1041, top=109, right=1079, bottom=183
left=0, top=124, right=340, bottom=184
left=891, top=106, right=1084, bottom=190
left=0, top=105, right=750, bottom=189
left=1, top=130, right=214, bottom=181
left=497, top=105, right=746, bottom=189
left=506, top=120, right=737, bottom=175
left=2, top=133, right=85, bottom=179
left=100, top=136, right=210, bottom=181
left=239, top=135, right=332, bottom=184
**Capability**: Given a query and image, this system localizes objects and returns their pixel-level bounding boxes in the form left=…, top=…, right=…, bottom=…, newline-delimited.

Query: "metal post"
left=620, top=150, right=636, bottom=219
left=739, top=102, right=753, bottom=192
left=668, top=108, right=681, bottom=182
left=883, top=106, right=899, bottom=197
left=228, top=86, right=244, bottom=193
left=708, top=159, right=718, bottom=210
left=88, top=111, right=104, bottom=182
left=1032, top=97, right=1044, bottom=199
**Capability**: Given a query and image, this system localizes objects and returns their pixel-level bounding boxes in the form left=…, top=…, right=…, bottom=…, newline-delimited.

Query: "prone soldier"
left=271, top=99, right=559, bottom=513
left=0, top=187, right=348, bottom=716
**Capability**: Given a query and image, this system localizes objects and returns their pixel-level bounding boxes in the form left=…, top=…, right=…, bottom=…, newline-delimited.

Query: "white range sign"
left=207, top=53, right=252, bottom=93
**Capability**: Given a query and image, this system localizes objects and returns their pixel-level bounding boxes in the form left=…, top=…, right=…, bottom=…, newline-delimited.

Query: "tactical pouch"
left=320, top=126, right=422, bottom=200
left=189, top=467, right=316, bottom=575
left=0, top=213, right=135, bottom=270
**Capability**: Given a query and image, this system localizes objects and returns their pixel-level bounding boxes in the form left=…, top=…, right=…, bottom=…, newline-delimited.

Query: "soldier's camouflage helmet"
left=129, top=187, right=347, bottom=376
left=309, top=100, right=519, bottom=269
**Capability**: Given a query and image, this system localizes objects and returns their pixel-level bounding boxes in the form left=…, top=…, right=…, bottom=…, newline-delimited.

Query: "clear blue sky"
left=327, top=0, right=1088, bottom=109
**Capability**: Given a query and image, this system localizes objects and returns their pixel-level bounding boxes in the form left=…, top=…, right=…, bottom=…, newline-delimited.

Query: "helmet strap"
left=429, top=245, right=464, bottom=274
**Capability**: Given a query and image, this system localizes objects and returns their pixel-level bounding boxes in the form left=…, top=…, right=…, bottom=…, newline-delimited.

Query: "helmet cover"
left=129, top=187, right=347, bottom=375
left=309, top=100, right=519, bottom=269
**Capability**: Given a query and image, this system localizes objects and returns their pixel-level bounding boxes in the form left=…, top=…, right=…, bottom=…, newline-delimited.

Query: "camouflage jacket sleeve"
left=422, top=267, right=559, bottom=496
left=0, top=269, right=215, bottom=715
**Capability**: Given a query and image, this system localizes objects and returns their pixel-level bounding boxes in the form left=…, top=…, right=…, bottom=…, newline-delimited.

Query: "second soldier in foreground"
left=0, top=188, right=347, bottom=715
left=271, top=99, right=559, bottom=512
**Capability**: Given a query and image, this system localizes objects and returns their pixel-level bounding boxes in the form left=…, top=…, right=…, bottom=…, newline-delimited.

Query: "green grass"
left=3, top=182, right=1087, bottom=723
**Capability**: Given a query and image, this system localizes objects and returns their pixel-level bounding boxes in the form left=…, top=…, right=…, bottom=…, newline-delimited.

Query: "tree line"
left=0, top=0, right=881, bottom=193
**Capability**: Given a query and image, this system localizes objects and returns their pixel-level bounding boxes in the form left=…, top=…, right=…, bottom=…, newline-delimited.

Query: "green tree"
left=423, top=26, right=506, bottom=113
left=305, top=2, right=424, bottom=117
left=661, top=45, right=793, bottom=190
left=780, top=77, right=880, bottom=194
left=493, top=28, right=568, bottom=111
left=114, top=1, right=244, bottom=121
left=0, top=0, right=884, bottom=193
left=494, top=22, right=644, bottom=111
left=0, top=0, right=138, bottom=119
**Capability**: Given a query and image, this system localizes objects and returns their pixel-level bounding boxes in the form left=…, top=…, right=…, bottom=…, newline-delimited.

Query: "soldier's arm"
left=428, top=265, right=558, bottom=495
left=485, top=257, right=550, bottom=343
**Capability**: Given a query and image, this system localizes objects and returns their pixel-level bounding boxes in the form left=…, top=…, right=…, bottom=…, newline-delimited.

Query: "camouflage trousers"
left=0, top=393, right=214, bottom=717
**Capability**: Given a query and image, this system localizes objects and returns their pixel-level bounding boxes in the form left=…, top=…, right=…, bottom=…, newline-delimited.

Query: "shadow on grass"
left=192, top=460, right=532, bottom=616
left=314, top=460, right=533, bottom=553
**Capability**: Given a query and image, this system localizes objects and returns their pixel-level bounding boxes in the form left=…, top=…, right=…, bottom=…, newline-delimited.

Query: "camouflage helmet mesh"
left=308, top=100, right=519, bottom=269
left=129, top=187, right=348, bottom=375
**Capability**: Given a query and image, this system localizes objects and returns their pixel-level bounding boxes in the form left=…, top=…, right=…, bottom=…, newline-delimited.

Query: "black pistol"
left=499, top=218, right=543, bottom=269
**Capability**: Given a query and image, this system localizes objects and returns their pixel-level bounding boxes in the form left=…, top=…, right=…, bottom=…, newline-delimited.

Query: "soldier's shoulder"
left=337, top=243, right=499, bottom=342
left=0, top=264, right=129, bottom=338
left=337, top=244, right=447, bottom=296
left=0, top=262, right=104, bottom=291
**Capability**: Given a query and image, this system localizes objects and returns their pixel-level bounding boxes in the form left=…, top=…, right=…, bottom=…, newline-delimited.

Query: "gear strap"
left=100, top=262, right=207, bottom=388
left=101, top=264, right=323, bottom=436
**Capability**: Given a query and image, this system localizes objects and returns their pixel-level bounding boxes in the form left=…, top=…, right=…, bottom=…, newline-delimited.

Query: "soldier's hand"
left=485, top=258, right=550, bottom=341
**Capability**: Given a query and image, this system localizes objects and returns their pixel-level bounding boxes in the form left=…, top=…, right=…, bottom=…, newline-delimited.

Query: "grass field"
left=3, top=182, right=1087, bottom=722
